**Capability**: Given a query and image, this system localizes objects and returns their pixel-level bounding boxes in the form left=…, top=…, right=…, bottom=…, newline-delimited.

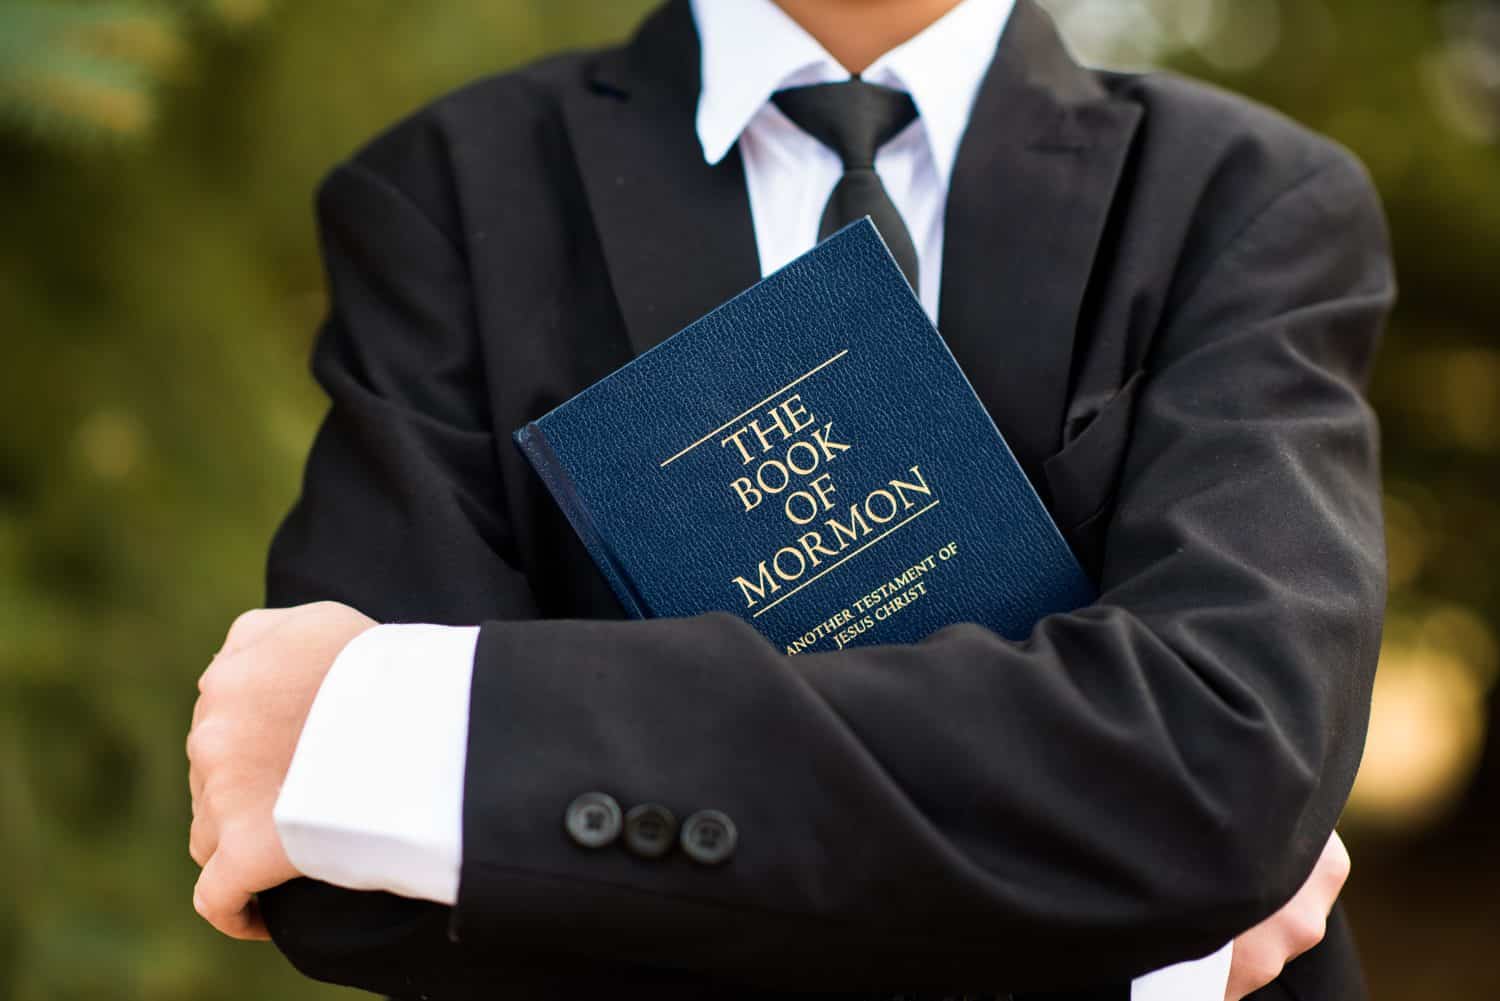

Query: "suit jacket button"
left=624, top=803, right=678, bottom=859
left=564, top=792, right=622, bottom=849
left=680, top=809, right=737, bottom=865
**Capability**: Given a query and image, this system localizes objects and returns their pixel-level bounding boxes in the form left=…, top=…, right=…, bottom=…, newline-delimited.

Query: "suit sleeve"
left=258, top=155, right=834, bottom=1000
left=448, top=150, right=1393, bottom=991
left=257, top=159, right=558, bottom=996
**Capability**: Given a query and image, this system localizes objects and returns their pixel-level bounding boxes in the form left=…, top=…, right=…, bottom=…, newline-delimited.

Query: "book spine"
left=513, top=422, right=649, bottom=619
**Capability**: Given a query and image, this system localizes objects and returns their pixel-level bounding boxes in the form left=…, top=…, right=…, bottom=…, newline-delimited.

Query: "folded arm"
left=444, top=150, right=1390, bottom=989
left=241, top=147, right=1391, bottom=994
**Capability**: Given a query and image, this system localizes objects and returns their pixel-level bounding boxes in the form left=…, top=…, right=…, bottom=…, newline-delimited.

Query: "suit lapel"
left=561, top=0, right=761, bottom=357
left=564, top=0, right=1141, bottom=487
left=938, top=0, right=1141, bottom=488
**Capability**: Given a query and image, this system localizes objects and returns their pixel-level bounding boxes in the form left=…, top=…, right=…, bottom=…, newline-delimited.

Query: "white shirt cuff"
left=1131, top=941, right=1234, bottom=1001
left=273, top=622, right=478, bottom=905
left=274, top=622, right=1236, bottom=1000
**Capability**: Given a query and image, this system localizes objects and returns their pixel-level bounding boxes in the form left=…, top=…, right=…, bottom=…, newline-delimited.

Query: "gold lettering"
left=785, top=490, right=820, bottom=525
left=826, top=502, right=873, bottom=548
left=811, top=421, right=852, bottom=462
left=749, top=406, right=792, bottom=453
left=890, top=465, right=932, bottom=510
left=865, top=488, right=899, bottom=524
left=731, top=477, right=762, bottom=512
left=772, top=546, right=807, bottom=581
left=810, top=473, right=837, bottom=510
left=782, top=394, right=815, bottom=435
left=720, top=427, right=756, bottom=465
left=797, top=531, right=838, bottom=567
left=785, top=440, right=820, bottom=476
left=756, top=457, right=791, bottom=494
left=732, top=561, right=781, bottom=608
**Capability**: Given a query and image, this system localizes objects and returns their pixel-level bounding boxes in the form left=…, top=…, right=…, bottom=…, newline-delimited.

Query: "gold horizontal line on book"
left=659, top=349, right=850, bottom=468
left=751, top=499, right=941, bottom=619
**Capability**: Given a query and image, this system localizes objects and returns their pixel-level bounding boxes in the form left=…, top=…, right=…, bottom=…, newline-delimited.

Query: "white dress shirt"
left=694, top=0, right=1007, bottom=322
left=274, top=0, right=1233, bottom=996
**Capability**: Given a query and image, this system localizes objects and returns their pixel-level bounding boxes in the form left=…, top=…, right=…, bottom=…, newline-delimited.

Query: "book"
left=515, top=219, right=1094, bottom=655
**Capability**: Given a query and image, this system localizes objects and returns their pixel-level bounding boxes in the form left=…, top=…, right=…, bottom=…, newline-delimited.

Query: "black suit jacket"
left=260, top=2, right=1393, bottom=998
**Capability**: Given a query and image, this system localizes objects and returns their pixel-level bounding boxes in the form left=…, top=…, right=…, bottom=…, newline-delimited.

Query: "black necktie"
left=771, top=80, right=921, bottom=292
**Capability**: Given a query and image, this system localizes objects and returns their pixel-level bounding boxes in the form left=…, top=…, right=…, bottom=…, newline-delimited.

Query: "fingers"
left=1280, top=898, right=1328, bottom=959
left=1271, top=838, right=1343, bottom=960
left=194, top=852, right=270, bottom=941
left=185, top=707, right=226, bottom=790
left=1226, top=911, right=1319, bottom=1001
left=1294, top=830, right=1350, bottom=933
left=186, top=710, right=217, bottom=862
left=187, top=601, right=369, bottom=941
left=187, top=603, right=329, bottom=943
left=1225, top=831, right=1352, bottom=1000
left=189, top=762, right=205, bottom=809
left=1318, top=830, right=1351, bottom=904
left=242, top=897, right=269, bottom=941
left=1327, top=828, right=1348, bottom=859
left=1225, top=941, right=1287, bottom=1001
left=189, top=811, right=217, bottom=867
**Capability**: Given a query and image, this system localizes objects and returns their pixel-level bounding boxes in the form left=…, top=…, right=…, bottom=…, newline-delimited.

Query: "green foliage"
left=0, top=2, right=1495, bottom=999
left=0, top=4, right=652, bottom=996
left=0, top=0, right=271, bottom=143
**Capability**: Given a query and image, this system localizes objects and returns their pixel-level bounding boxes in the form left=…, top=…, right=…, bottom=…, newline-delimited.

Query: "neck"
left=773, top=0, right=966, bottom=74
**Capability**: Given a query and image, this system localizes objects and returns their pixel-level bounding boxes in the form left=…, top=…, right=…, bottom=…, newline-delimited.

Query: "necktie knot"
left=768, top=79, right=922, bottom=292
left=771, top=80, right=918, bottom=170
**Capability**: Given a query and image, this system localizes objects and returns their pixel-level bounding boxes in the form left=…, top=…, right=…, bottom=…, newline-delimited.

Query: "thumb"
left=194, top=852, right=270, bottom=941
left=1313, top=830, right=1352, bottom=909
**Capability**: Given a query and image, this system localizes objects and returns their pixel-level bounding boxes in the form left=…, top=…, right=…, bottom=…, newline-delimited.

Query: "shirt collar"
left=691, top=0, right=1017, bottom=184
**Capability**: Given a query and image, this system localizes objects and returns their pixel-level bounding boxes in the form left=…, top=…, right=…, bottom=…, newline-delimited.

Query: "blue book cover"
left=515, top=219, right=1094, bottom=654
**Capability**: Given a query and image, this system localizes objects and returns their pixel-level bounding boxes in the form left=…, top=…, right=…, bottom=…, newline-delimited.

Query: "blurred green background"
left=0, top=1, right=1495, bottom=999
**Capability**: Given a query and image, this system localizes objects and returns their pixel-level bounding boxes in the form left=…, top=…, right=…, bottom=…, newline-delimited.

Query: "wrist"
left=272, top=623, right=479, bottom=903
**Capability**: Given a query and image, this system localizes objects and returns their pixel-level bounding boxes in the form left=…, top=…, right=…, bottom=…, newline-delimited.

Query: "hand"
left=187, top=601, right=377, bottom=939
left=1225, top=830, right=1351, bottom=1000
